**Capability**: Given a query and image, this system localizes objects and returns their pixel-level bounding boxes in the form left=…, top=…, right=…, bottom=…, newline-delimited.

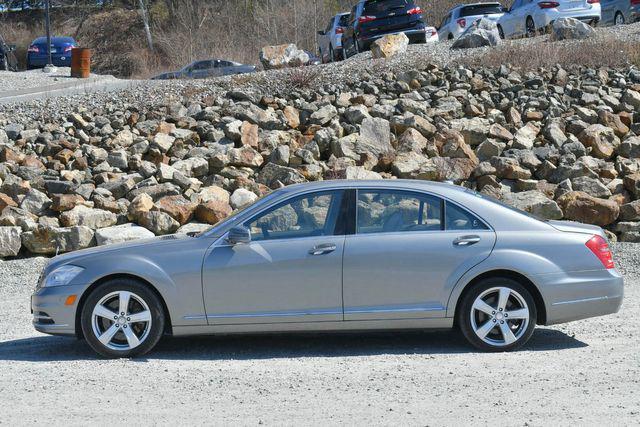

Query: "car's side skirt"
left=170, top=318, right=454, bottom=336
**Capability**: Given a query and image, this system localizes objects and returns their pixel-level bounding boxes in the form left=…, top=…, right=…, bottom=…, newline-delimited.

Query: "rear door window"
left=338, top=14, right=350, bottom=27
left=459, top=4, right=504, bottom=17
left=364, top=0, right=411, bottom=15
left=445, top=202, right=489, bottom=230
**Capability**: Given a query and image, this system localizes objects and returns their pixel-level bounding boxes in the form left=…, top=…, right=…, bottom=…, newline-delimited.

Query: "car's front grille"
left=33, top=312, right=55, bottom=325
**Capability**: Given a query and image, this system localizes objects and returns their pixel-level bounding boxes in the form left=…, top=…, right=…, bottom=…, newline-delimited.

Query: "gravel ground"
left=1, top=21, right=639, bottom=125
left=0, top=244, right=638, bottom=425
left=0, top=67, right=117, bottom=93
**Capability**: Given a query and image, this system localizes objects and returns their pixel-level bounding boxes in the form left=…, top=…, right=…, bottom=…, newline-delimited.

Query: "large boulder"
left=502, top=191, right=563, bottom=220
left=557, top=191, right=619, bottom=226
left=137, top=211, right=180, bottom=235
left=60, top=205, right=118, bottom=230
left=552, top=18, right=595, bottom=41
left=371, top=33, right=409, bottom=59
left=21, top=226, right=95, bottom=254
left=0, top=226, right=22, bottom=257
left=95, top=224, right=155, bottom=246
left=451, top=18, right=501, bottom=49
left=259, top=44, right=309, bottom=70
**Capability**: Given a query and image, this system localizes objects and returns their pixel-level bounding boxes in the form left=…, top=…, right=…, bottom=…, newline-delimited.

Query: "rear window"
left=459, top=4, right=504, bottom=17
left=338, top=14, right=350, bottom=26
left=364, top=0, right=412, bottom=14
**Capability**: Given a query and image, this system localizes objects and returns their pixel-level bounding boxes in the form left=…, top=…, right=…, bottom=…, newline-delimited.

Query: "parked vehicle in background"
left=342, top=0, right=430, bottom=58
left=151, top=59, right=256, bottom=80
left=32, top=180, right=624, bottom=358
left=318, top=12, right=350, bottom=62
left=498, top=0, right=601, bottom=39
left=425, top=26, right=440, bottom=42
left=26, top=36, right=76, bottom=69
left=0, top=34, right=18, bottom=71
left=438, top=2, right=505, bottom=40
left=600, top=0, right=640, bottom=25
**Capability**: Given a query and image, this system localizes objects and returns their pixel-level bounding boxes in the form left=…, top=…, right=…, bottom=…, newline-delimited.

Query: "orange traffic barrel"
left=71, top=48, right=91, bottom=78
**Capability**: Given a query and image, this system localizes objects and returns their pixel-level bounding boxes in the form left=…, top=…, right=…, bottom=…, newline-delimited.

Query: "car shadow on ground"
left=0, top=328, right=587, bottom=362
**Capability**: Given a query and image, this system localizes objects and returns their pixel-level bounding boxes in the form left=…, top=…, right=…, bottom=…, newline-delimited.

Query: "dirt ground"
left=0, top=248, right=638, bottom=425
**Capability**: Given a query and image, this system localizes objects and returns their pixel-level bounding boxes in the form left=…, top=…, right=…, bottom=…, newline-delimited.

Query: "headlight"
left=43, top=265, right=84, bottom=288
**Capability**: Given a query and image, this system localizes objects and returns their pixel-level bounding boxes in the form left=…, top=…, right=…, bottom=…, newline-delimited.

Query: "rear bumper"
left=27, top=54, right=72, bottom=68
left=31, top=284, right=86, bottom=336
left=538, top=10, right=601, bottom=27
left=535, top=269, right=623, bottom=325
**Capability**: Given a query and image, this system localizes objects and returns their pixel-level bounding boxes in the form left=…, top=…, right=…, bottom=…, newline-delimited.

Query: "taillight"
left=335, top=27, right=344, bottom=34
left=408, top=6, right=422, bottom=15
left=587, top=0, right=599, bottom=3
left=358, top=15, right=376, bottom=24
left=457, top=18, right=466, bottom=28
left=27, top=45, right=39, bottom=53
left=631, top=0, right=640, bottom=5
left=538, top=1, right=560, bottom=8
left=585, top=235, right=615, bottom=269
left=64, top=45, right=74, bottom=53
left=427, top=28, right=437, bottom=36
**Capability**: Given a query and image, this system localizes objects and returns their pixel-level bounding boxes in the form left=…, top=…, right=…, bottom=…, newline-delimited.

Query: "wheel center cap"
left=495, top=312, right=504, bottom=321
left=117, top=316, right=127, bottom=325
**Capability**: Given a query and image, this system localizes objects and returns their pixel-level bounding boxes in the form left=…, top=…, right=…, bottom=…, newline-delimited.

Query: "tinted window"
left=191, top=61, right=212, bottom=70
left=459, top=4, right=504, bottom=17
left=364, top=0, right=411, bottom=15
left=245, top=191, right=343, bottom=241
left=445, top=202, right=488, bottom=230
left=338, top=14, right=350, bottom=26
left=357, top=190, right=443, bottom=234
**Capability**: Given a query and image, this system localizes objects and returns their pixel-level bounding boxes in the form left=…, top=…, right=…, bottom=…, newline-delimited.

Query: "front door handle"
left=308, top=243, right=337, bottom=256
left=453, top=235, right=481, bottom=246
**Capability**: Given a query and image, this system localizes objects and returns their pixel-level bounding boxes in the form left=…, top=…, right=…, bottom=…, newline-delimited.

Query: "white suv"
left=497, top=0, right=601, bottom=39
left=317, top=13, right=350, bottom=62
left=438, top=2, right=505, bottom=40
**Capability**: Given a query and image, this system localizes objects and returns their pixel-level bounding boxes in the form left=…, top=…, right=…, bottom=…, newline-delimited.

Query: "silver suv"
left=317, top=13, right=350, bottom=62
left=498, top=0, right=601, bottom=38
left=438, top=2, right=505, bottom=40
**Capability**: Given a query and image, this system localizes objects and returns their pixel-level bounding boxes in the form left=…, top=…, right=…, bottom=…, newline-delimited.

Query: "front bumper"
left=536, top=268, right=623, bottom=325
left=31, top=284, right=86, bottom=336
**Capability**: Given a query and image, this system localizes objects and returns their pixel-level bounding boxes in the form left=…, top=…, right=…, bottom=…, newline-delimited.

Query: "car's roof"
left=456, top=2, right=502, bottom=8
left=278, top=179, right=467, bottom=195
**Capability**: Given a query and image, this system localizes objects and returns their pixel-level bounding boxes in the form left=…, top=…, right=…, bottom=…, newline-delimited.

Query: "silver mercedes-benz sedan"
left=31, top=180, right=624, bottom=358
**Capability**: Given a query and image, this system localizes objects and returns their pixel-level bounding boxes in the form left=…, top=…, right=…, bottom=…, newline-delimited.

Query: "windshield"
left=463, top=188, right=547, bottom=222
left=459, top=4, right=504, bottom=17
left=198, top=191, right=278, bottom=237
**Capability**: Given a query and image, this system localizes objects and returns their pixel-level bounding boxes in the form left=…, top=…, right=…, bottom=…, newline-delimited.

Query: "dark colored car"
left=27, top=36, right=77, bottom=69
left=151, top=59, right=256, bottom=80
left=342, top=0, right=428, bottom=58
left=0, top=34, right=18, bottom=71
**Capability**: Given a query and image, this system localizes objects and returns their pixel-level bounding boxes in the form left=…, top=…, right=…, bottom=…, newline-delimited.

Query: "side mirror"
left=317, top=30, right=325, bottom=35
left=227, top=226, right=251, bottom=245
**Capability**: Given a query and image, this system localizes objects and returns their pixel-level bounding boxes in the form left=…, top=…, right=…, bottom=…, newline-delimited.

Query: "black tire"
left=457, top=277, right=537, bottom=352
left=80, top=278, right=165, bottom=358
left=0, top=56, right=8, bottom=71
left=526, top=17, right=536, bottom=38
left=497, top=25, right=505, bottom=40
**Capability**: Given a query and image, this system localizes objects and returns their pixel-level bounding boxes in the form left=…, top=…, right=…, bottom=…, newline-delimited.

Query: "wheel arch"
left=75, top=273, right=173, bottom=339
left=452, top=269, right=547, bottom=326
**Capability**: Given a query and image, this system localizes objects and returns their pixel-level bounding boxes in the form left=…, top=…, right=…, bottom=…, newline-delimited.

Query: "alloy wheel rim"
left=470, top=287, right=529, bottom=347
left=615, top=14, right=624, bottom=25
left=91, top=291, right=152, bottom=351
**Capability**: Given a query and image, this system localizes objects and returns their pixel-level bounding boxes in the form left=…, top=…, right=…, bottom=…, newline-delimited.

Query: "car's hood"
left=48, top=234, right=193, bottom=268
left=547, top=220, right=603, bottom=236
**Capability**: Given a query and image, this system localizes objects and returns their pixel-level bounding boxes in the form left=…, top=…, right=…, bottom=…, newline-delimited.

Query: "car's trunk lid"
left=547, top=220, right=604, bottom=237
left=361, top=0, right=421, bottom=33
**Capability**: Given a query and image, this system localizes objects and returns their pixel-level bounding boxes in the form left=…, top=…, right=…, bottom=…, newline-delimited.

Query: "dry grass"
left=282, top=67, right=321, bottom=92
left=457, top=36, right=640, bottom=71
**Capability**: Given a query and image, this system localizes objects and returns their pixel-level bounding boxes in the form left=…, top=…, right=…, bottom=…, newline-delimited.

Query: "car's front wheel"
left=458, top=278, right=537, bottom=352
left=80, top=278, right=165, bottom=358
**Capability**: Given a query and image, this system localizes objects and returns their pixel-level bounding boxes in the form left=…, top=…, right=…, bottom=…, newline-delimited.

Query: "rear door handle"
left=453, top=235, right=481, bottom=246
left=308, top=243, right=337, bottom=255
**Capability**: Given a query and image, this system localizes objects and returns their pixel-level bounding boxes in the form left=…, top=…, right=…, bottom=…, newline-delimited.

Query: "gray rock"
left=502, top=190, right=563, bottom=220
left=138, top=211, right=180, bottom=235
left=552, top=18, right=595, bottom=40
left=452, top=18, right=501, bottom=49
left=95, top=224, right=155, bottom=246
left=60, top=205, right=118, bottom=230
left=20, top=189, right=51, bottom=216
left=0, top=226, right=21, bottom=257
left=230, top=188, right=258, bottom=209
left=257, top=163, right=306, bottom=188
left=21, top=226, right=95, bottom=254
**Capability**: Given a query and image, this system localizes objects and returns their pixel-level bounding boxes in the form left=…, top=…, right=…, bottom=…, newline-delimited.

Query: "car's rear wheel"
left=615, top=12, right=625, bottom=26
left=1, top=56, right=8, bottom=71
left=497, top=25, right=505, bottom=39
left=526, top=17, right=536, bottom=37
left=458, top=278, right=537, bottom=352
left=80, top=279, right=165, bottom=358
